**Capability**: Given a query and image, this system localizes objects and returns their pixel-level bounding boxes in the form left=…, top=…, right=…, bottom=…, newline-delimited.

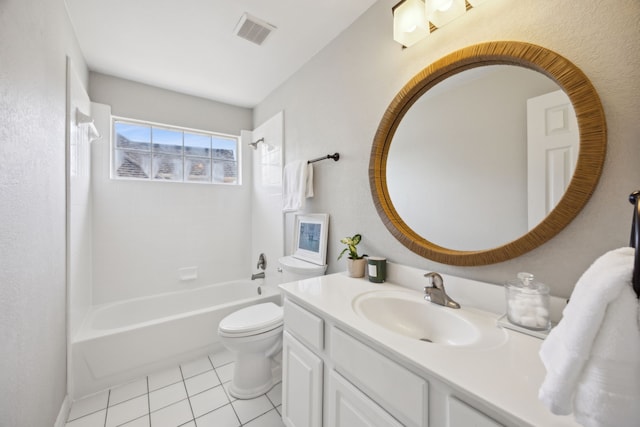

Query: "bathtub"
left=71, top=280, right=281, bottom=398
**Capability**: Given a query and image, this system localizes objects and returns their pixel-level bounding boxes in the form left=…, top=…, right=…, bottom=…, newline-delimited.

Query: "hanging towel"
left=538, top=247, right=640, bottom=427
left=282, top=160, right=313, bottom=212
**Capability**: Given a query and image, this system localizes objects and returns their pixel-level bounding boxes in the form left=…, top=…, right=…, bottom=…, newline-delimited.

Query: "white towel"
left=538, top=247, right=640, bottom=427
left=282, top=160, right=313, bottom=212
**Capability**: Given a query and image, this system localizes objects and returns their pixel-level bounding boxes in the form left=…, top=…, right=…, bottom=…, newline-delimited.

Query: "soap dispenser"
left=505, top=272, right=551, bottom=331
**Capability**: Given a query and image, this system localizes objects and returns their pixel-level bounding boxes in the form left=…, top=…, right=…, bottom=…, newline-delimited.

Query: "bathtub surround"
left=89, top=74, right=254, bottom=304
left=254, top=0, right=640, bottom=298
left=250, top=112, right=285, bottom=288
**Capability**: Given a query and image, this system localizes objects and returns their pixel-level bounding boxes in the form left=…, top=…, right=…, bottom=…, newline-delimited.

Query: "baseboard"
left=54, top=394, right=72, bottom=427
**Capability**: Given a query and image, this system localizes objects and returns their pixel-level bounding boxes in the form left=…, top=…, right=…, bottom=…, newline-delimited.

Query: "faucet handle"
left=424, top=272, right=444, bottom=289
left=257, top=253, right=267, bottom=270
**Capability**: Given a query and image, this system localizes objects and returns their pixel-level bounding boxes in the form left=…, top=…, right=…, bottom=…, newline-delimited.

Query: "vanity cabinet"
left=282, top=296, right=507, bottom=427
left=283, top=298, right=426, bottom=427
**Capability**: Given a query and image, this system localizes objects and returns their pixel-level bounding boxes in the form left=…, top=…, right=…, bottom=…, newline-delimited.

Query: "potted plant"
left=338, top=234, right=367, bottom=278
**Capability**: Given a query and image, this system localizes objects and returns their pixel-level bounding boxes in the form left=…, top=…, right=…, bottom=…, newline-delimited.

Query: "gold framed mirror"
left=369, top=41, right=606, bottom=266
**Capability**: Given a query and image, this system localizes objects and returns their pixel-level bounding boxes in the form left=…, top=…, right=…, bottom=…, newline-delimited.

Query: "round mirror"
left=370, top=41, right=606, bottom=266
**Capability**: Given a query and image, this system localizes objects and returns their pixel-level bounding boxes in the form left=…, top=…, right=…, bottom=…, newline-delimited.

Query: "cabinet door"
left=328, top=370, right=404, bottom=427
left=449, top=397, right=503, bottom=427
left=282, top=331, right=323, bottom=427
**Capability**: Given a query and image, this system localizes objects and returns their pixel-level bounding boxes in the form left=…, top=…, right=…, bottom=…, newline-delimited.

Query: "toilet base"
left=228, top=351, right=281, bottom=399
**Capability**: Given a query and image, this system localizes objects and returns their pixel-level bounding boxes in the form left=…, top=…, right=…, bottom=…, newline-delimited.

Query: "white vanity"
left=278, top=264, right=579, bottom=427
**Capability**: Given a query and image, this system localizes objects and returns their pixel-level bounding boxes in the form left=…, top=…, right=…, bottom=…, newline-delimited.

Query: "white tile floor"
left=66, top=349, right=284, bottom=427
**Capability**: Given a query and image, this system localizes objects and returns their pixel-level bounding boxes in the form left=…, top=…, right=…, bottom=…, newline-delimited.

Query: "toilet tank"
left=278, top=256, right=327, bottom=283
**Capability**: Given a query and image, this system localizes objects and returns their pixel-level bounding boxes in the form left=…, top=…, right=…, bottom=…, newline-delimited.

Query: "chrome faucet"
left=423, top=272, right=460, bottom=309
left=251, top=272, right=265, bottom=280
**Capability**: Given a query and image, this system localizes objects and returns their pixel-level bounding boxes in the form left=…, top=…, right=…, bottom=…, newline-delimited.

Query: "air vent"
left=234, top=13, right=276, bottom=46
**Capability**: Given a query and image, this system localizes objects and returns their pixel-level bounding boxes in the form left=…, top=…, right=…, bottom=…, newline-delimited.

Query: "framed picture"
left=293, top=213, right=329, bottom=266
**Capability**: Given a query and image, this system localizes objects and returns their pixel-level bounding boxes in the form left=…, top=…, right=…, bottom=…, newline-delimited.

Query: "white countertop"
left=279, top=271, right=579, bottom=427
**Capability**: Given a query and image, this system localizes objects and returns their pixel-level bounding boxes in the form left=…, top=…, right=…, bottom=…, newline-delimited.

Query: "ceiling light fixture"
left=392, top=0, right=492, bottom=47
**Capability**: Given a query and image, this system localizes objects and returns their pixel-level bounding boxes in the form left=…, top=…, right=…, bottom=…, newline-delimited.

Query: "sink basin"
left=353, top=290, right=507, bottom=349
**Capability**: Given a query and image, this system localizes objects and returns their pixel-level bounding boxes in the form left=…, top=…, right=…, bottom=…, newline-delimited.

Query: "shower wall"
left=249, top=112, right=285, bottom=285
left=67, top=61, right=94, bottom=341
left=88, top=74, right=255, bottom=304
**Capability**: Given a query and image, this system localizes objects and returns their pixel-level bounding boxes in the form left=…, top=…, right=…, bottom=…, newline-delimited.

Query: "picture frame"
left=293, top=213, right=329, bottom=266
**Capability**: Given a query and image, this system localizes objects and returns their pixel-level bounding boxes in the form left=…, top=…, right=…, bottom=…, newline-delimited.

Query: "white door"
left=282, top=331, right=323, bottom=427
left=328, top=370, right=403, bottom=427
left=526, top=90, right=579, bottom=229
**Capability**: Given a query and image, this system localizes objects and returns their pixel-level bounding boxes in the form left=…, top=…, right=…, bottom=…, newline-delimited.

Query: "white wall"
left=88, top=74, right=254, bottom=304
left=255, top=0, right=640, bottom=298
left=0, top=0, right=88, bottom=425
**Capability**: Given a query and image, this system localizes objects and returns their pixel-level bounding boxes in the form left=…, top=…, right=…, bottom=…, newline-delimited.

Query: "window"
left=112, top=118, right=240, bottom=184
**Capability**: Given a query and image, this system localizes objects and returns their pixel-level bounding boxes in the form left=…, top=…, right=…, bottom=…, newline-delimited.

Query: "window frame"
left=110, top=116, right=242, bottom=185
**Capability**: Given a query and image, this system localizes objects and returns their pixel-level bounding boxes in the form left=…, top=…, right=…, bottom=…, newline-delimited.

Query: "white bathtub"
left=71, top=280, right=281, bottom=398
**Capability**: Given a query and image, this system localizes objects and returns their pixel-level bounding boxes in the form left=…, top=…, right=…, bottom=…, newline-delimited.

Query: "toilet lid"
left=219, top=302, right=283, bottom=335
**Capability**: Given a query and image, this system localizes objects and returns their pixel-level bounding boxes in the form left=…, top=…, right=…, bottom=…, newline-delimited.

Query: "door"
left=526, top=90, right=579, bottom=229
left=282, top=331, right=323, bottom=427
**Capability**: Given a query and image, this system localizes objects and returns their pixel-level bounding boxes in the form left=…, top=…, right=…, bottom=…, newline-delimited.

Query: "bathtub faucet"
left=251, top=272, right=265, bottom=280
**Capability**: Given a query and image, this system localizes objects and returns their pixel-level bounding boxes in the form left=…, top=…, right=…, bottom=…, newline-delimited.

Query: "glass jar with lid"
left=505, top=272, right=551, bottom=331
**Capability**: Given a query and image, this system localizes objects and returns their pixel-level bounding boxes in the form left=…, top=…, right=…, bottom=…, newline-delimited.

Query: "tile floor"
left=65, top=349, right=284, bottom=427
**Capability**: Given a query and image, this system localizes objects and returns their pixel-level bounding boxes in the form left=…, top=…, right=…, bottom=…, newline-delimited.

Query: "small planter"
left=347, top=258, right=366, bottom=278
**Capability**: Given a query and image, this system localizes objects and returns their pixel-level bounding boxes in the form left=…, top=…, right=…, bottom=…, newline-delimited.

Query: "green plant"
left=338, top=234, right=363, bottom=260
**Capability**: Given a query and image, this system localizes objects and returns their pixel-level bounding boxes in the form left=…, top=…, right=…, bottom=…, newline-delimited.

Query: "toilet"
left=217, top=256, right=326, bottom=399
left=278, top=255, right=328, bottom=282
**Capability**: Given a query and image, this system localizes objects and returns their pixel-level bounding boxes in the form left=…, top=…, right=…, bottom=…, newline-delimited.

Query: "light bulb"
left=434, top=0, right=454, bottom=11
left=393, top=0, right=430, bottom=47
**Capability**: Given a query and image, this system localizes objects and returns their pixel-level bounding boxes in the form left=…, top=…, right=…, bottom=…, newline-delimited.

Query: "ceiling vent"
left=234, top=13, right=276, bottom=46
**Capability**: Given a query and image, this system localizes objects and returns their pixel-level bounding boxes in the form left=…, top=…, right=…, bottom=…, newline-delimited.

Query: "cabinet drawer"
left=328, top=369, right=403, bottom=427
left=330, top=327, right=428, bottom=427
left=449, top=397, right=504, bottom=427
left=284, top=299, right=324, bottom=351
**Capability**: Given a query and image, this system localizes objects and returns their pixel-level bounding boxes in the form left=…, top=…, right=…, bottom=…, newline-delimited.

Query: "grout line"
left=242, top=406, right=276, bottom=426
left=210, top=357, right=242, bottom=426
left=179, top=365, right=197, bottom=426
left=146, top=376, right=151, bottom=427
left=103, top=390, right=110, bottom=427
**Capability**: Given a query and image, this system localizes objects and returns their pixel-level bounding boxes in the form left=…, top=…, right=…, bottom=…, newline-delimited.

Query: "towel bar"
left=308, top=153, right=339, bottom=164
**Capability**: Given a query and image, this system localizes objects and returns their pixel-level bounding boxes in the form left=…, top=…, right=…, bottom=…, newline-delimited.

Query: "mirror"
left=370, top=41, right=606, bottom=266
left=388, top=65, right=574, bottom=251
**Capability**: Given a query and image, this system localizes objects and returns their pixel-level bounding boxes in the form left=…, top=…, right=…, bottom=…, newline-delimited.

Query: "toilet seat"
left=219, top=302, right=283, bottom=338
